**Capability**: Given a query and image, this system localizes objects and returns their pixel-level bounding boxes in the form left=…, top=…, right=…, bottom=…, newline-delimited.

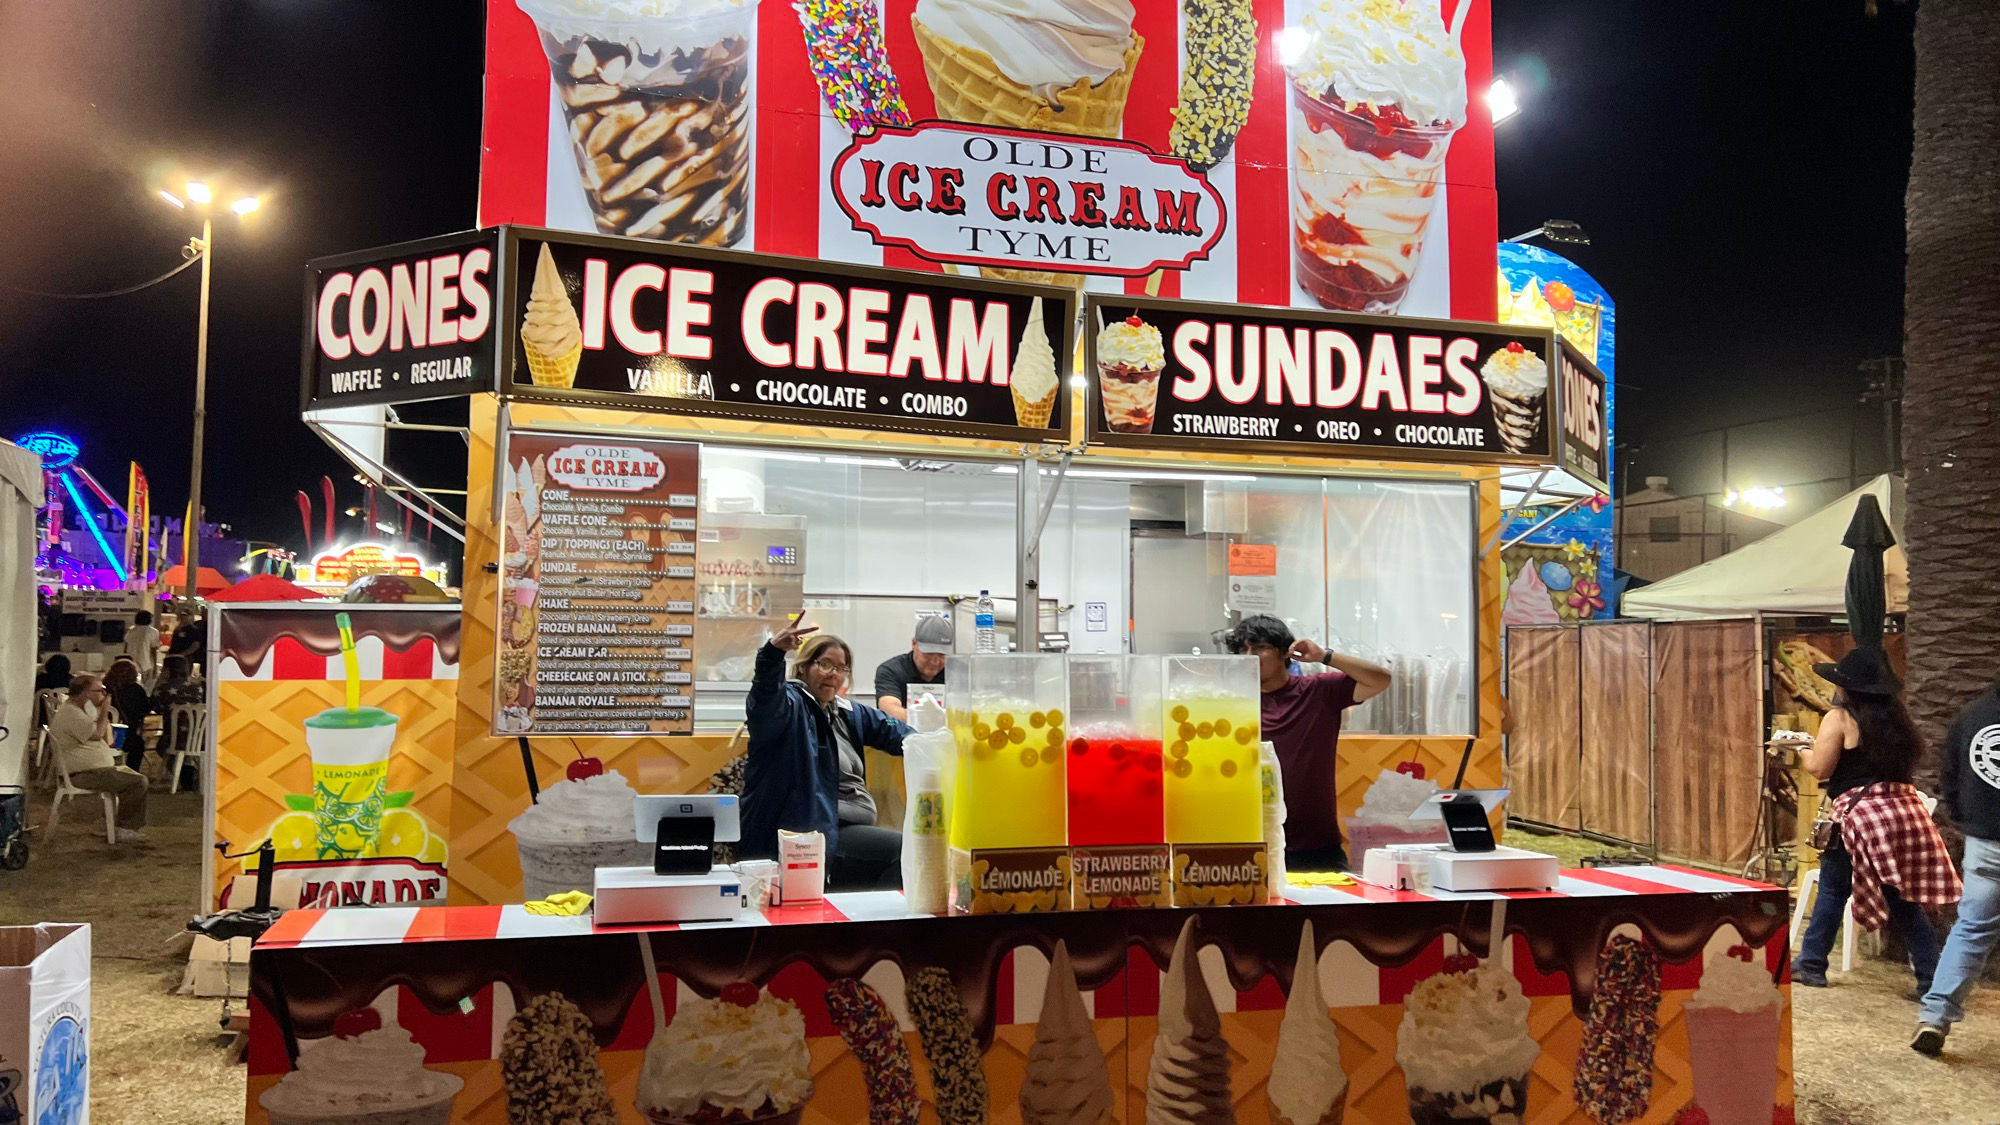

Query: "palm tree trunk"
left=1902, top=0, right=2000, bottom=784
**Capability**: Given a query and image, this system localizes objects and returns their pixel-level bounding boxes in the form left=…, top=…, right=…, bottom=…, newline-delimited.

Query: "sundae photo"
left=507, top=766, right=652, bottom=899
left=1480, top=341, right=1549, bottom=455
left=1396, top=951, right=1540, bottom=1124
left=259, top=1014, right=464, bottom=1125
left=636, top=983, right=814, bottom=1124
left=1285, top=0, right=1468, bottom=313
left=1096, top=313, right=1166, bottom=434
left=516, top=0, right=755, bottom=246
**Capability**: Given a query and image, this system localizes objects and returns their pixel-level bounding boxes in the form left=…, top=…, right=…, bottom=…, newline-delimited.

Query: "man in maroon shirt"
left=1225, top=614, right=1392, bottom=872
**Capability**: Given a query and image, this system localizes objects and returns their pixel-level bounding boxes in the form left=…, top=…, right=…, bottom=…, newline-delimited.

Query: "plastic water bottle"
left=974, top=590, right=998, bottom=653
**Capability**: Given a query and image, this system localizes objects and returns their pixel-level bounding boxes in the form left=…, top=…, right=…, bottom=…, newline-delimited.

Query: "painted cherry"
left=1505, top=341, right=1526, bottom=354
left=1125, top=315, right=1144, bottom=328
left=720, top=982, right=759, bottom=1008
left=567, top=751, right=606, bottom=782
left=1671, top=1107, right=1711, bottom=1125
left=1728, top=944, right=1754, bottom=963
left=1394, top=761, right=1427, bottom=779
left=1440, top=953, right=1479, bottom=975
left=334, top=1009, right=383, bottom=1039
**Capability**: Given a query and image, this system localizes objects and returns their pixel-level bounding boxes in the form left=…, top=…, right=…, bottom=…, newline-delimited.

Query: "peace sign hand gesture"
left=771, top=613, right=819, bottom=653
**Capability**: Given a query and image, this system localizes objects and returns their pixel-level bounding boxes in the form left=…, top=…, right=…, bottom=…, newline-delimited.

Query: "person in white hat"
left=871, top=615, right=953, bottom=724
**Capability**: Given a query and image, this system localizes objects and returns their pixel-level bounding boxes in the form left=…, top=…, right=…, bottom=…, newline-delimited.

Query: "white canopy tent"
left=1623, top=474, right=1906, bottom=620
left=1, top=438, right=44, bottom=790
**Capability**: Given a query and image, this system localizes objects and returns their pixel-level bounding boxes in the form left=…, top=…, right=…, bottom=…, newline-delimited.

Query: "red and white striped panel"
left=218, top=633, right=457, bottom=683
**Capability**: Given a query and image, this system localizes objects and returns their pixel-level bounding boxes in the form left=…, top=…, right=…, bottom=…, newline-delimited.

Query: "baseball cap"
left=913, top=615, right=954, bottom=654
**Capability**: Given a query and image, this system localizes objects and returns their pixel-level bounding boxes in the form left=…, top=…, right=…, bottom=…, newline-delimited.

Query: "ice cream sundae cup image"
left=636, top=984, right=814, bottom=1124
left=1146, top=918, right=1234, bottom=1125
left=258, top=1022, right=463, bottom=1125
left=304, top=706, right=399, bottom=860
left=1480, top=341, right=1549, bottom=455
left=1096, top=314, right=1165, bottom=435
left=520, top=243, right=583, bottom=389
left=516, top=0, right=755, bottom=246
left=507, top=769, right=652, bottom=899
left=912, top=0, right=1141, bottom=286
left=1270, top=921, right=1347, bottom=1125
left=1011, top=296, right=1060, bottom=428
left=1285, top=0, right=1467, bottom=313
left=1681, top=945, right=1782, bottom=1125
left=1396, top=955, right=1540, bottom=1125
left=1020, top=942, right=1116, bottom=1125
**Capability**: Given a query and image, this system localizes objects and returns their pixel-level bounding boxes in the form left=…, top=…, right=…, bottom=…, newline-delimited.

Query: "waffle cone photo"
left=1268, top=1093, right=1346, bottom=1125
left=912, top=19, right=1143, bottom=139
left=1012, top=382, right=1057, bottom=428
left=522, top=339, right=582, bottom=389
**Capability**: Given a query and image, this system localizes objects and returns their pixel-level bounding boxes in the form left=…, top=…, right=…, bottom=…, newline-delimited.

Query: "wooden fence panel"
left=1579, top=622, right=1654, bottom=846
left=1652, top=619, right=1764, bottom=869
left=1505, top=626, right=1581, bottom=828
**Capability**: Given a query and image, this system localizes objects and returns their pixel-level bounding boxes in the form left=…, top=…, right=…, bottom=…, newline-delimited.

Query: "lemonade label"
left=311, top=762, right=390, bottom=859
left=1171, top=843, right=1268, bottom=907
left=1072, top=845, right=1173, bottom=909
left=950, top=847, right=1072, bottom=915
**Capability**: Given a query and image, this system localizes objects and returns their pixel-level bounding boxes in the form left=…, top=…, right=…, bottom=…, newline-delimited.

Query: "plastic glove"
left=1287, top=871, right=1358, bottom=888
left=522, top=890, right=594, bottom=915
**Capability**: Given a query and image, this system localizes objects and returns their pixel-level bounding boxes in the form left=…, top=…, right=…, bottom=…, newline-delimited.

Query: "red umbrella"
left=208, top=573, right=325, bottom=602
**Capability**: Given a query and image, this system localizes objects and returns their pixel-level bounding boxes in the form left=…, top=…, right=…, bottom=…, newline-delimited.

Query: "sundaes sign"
left=503, top=228, right=1075, bottom=440
left=303, top=229, right=499, bottom=409
left=1084, top=294, right=1562, bottom=466
left=832, top=124, right=1226, bottom=277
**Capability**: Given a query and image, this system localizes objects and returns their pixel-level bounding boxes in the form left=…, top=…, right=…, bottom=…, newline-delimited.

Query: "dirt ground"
left=0, top=812, right=1992, bottom=1123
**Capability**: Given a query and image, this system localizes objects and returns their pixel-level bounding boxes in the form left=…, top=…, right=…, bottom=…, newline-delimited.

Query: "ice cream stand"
left=236, top=1, right=1794, bottom=1121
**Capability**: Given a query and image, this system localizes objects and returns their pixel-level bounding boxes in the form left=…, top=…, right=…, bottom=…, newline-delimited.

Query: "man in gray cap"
left=872, top=615, right=953, bottom=723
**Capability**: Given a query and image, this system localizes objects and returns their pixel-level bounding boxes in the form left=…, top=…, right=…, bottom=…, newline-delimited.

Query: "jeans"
left=1795, top=845, right=1940, bottom=990
left=830, top=823, right=903, bottom=891
left=1920, top=835, right=2000, bottom=1029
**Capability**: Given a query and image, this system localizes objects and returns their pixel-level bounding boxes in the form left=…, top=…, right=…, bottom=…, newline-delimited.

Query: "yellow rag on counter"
left=523, top=891, right=593, bottom=915
left=1287, top=872, right=1359, bottom=888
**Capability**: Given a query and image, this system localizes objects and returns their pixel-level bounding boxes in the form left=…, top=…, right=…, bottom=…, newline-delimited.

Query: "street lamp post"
left=160, top=182, right=260, bottom=603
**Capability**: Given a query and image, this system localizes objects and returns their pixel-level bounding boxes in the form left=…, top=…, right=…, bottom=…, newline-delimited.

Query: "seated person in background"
left=743, top=616, right=909, bottom=889
left=1225, top=614, right=1392, bottom=873
left=103, top=658, right=153, bottom=772
left=872, top=615, right=952, bottom=723
left=152, top=655, right=206, bottom=791
left=35, top=654, right=72, bottom=692
left=47, top=674, right=149, bottom=844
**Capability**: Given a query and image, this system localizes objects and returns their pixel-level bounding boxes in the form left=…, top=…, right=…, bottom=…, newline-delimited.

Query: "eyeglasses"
left=815, top=661, right=851, bottom=676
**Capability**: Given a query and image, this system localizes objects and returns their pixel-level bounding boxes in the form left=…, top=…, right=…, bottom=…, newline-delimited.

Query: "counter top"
left=255, top=864, right=1772, bottom=952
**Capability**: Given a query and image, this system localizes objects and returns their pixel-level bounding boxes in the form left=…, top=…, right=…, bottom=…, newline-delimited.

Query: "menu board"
left=495, top=431, right=699, bottom=736
left=1082, top=294, right=1560, bottom=467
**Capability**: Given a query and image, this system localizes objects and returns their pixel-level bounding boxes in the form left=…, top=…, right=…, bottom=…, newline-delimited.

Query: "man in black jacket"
left=1912, top=685, right=2000, bottom=1056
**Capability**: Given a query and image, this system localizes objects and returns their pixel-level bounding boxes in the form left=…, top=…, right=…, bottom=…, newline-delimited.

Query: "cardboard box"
left=951, top=846, right=1072, bottom=914
left=1170, top=844, right=1268, bottom=906
left=0, top=923, right=91, bottom=1124
left=181, top=936, right=253, bottom=999
left=1071, top=845, right=1173, bottom=909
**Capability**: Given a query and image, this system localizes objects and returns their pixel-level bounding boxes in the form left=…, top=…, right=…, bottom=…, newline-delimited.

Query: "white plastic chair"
left=45, top=734, right=119, bottom=846
left=1790, top=866, right=1858, bottom=973
left=166, top=703, right=208, bottom=795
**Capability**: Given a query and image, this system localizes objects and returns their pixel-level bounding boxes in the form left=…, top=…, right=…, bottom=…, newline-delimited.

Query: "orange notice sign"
left=1228, top=543, right=1277, bottom=577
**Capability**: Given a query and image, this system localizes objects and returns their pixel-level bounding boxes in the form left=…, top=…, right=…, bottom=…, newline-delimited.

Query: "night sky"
left=0, top=1, right=1917, bottom=550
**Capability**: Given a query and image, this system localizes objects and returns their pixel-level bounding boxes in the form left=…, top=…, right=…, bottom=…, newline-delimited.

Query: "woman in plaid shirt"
left=1791, top=648, right=1959, bottom=993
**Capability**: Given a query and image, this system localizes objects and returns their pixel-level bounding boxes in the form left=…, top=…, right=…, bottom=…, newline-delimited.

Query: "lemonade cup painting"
left=304, top=706, right=399, bottom=859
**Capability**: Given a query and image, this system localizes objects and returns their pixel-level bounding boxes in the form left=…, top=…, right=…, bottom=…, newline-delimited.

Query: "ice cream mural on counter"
left=504, top=232, right=1074, bottom=439
left=247, top=889, right=1797, bottom=1124
left=497, top=429, right=700, bottom=736
left=481, top=0, right=1499, bottom=320
left=1085, top=293, right=1562, bottom=464
left=210, top=605, right=460, bottom=909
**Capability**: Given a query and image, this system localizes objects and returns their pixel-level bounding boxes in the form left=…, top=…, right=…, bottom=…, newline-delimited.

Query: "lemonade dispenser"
left=1065, top=655, right=1164, bottom=846
left=1161, top=655, right=1262, bottom=844
left=947, top=654, right=1068, bottom=851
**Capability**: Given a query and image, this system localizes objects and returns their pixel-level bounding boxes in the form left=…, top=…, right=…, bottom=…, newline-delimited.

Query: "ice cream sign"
left=546, top=444, right=666, bottom=492
left=832, top=125, right=1226, bottom=277
left=502, top=229, right=1076, bottom=441
left=304, top=229, right=499, bottom=410
left=1555, top=339, right=1610, bottom=492
left=1084, top=294, right=1564, bottom=467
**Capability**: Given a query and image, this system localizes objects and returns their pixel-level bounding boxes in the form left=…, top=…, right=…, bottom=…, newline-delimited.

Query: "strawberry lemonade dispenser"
left=1163, top=655, right=1267, bottom=905
left=1066, top=655, right=1173, bottom=908
left=947, top=654, right=1070, bottom=914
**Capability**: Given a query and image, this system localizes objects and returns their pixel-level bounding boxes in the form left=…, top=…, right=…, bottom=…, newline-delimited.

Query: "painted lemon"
left=419, top=834, right=448, bottom=866
left=266, top=811, right=319, bottom=864
left=377, top=809, right=430, bottom=859
left=323, top=822, right=369, bottom=858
